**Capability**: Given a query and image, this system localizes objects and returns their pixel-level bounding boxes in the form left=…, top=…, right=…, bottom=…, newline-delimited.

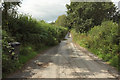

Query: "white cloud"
left=18, top=0, right=118, bottom=22
left=18, top=0, right=70, bottom=22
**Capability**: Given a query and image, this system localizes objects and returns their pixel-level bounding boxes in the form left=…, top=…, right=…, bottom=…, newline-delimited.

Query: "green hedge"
left=2, top=14, right=68, bottom=77
left=71, top=21, right=120, bottom=71
left=8, top=14, right=67, bottom=47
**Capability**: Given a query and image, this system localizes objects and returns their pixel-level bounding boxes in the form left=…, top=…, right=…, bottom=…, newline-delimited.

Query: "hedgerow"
left=2, top=14, right=67, bottom=77
left=71, top=21, right=120, bottom=71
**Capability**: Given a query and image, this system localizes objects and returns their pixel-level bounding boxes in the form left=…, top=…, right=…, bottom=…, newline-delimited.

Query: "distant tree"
left=40, top=20, right=46, bottom=23
left=50, top=22, right=55, bottom=25
left=55, top=15, right=67, bottom=27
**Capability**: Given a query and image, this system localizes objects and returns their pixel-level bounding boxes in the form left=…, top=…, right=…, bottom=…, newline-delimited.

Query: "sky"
left=18, top=0, right=70, bottom=23
left=18, top=0, right=118, bottom=23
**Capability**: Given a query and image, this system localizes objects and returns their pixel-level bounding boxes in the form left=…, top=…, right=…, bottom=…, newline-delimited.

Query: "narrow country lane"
left=8, top=34, right=119, bottom=79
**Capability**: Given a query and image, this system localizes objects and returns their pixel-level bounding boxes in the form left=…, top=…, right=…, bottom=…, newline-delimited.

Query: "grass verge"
left=71, top=29, right=120, bottom=71
left=3, top=45, right=50, bottom=78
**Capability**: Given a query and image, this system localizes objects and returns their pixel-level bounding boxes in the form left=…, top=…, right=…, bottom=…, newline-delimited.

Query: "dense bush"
left=2, top=30, right=21, bottom=77
left=71, top=21, right=120, bottom=70
left=2, top=14, right=68, bottom=77
left=7, top=14, right=67, bottom=47
left=88, top=21, right=120, bottom=70
left=88, top=21, right=119, bottom=54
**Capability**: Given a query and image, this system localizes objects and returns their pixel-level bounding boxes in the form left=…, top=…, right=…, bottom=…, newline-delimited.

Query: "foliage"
left=2, top=14, right=67, bottom=77
left=19, top=46, right=37, bottom=64
left=2, top=1, right=22, bottom=31
left=2, top=1, right=68, bottom=77
left=65, top=2, right=117, bottom=33
left=2, top=30, right=14, bottom=54
left=88, top=21, right=119, bottom=49
left=7, top=14, right=67, bottom=46
left=71, top=21, right=120, bottom=71
left=67, top=2, right=120, bottom=70
left=55, top=15, right=67, bottom=27
left=2, top=30, right=21, bottom=77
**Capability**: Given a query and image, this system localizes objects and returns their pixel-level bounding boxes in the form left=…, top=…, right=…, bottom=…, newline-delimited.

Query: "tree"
left=2, top=1, right=22, bottom=31
left=55, top=15, right=67, bottom=27
left=50, top=21, right=55, bottom=25
left=65, top=2, right=117, bottom=33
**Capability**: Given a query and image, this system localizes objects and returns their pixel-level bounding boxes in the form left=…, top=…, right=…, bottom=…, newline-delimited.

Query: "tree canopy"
left=55, top=14, right=67, bottom=27
left=65, top=2, right=117, bottom=33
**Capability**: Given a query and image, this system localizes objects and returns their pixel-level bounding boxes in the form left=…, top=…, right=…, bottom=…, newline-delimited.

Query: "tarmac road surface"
left=8, top=34, right=119, bottom=80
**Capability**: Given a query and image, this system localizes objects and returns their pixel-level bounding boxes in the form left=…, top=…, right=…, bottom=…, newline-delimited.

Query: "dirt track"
left=8, top=34, right=119, bottom=79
